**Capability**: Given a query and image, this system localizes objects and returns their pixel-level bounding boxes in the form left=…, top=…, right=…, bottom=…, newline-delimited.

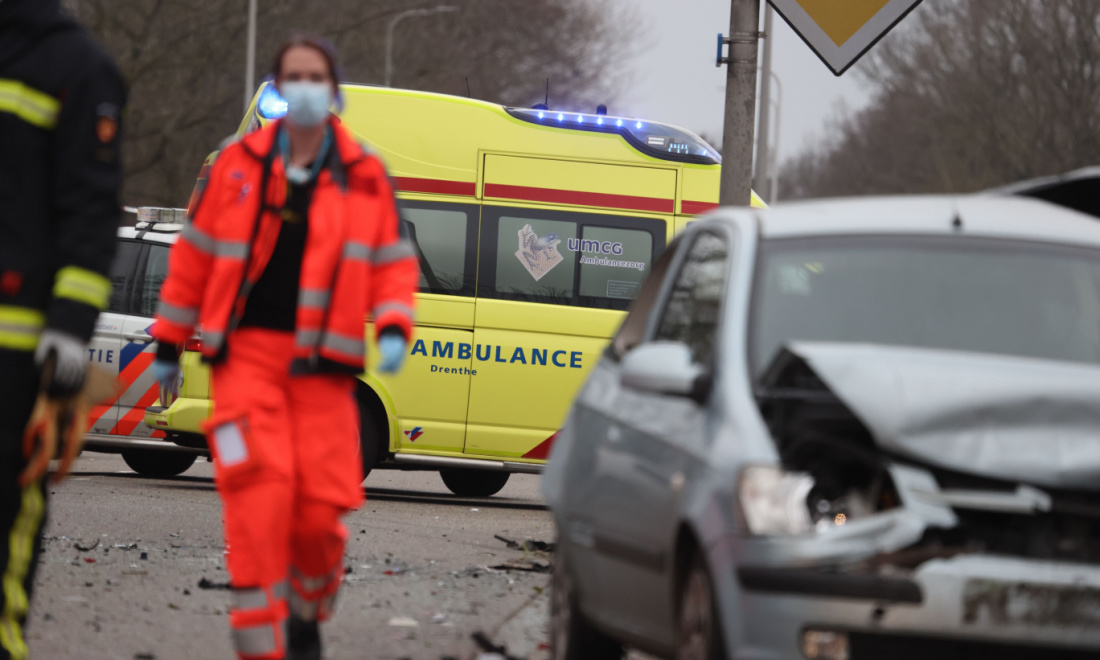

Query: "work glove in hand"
left=20, top=352, right=92, bottom=486
left=153, top=357, right=181, bottom=400
left=377, top=334, right=407, bottom=374
left=34, top=329, right=87, bottom=399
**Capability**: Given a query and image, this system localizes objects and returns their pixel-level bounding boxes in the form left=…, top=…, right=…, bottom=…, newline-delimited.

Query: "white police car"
left=82, top=207, right=205, bottom=477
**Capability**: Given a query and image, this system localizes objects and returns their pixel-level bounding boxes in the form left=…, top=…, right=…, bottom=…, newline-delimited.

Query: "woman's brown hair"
left=271, top=34, right=342, bottom=97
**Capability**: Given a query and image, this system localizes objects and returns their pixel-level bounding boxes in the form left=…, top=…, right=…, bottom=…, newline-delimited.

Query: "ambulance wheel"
left=439, top=469, right=510, bottom=497
left=121, top=450, right=197, bottom=478
left=357, top=393, right=385, bottom=481
left=358, top=413, right=381, bottom=481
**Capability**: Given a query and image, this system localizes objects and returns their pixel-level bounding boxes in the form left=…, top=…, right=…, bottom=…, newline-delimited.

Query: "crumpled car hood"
left=778, top=342, right=1100, bottom=491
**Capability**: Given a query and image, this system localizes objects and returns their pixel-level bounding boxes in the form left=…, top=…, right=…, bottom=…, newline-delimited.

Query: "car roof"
left=724, top=194, right=1100, bottom=250
left=117, top=226, right=178, bottom=244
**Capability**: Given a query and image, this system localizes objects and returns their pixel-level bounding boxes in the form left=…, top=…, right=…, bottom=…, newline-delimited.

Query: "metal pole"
left=753, top=3, right=773, bottom=200
left=245, top=0, right=257, bottom=113
left=385, top=6, right=457, bottom=88
left=769, top=73, right=782, bottom=204
left=718, top=0, right=762, bottom=206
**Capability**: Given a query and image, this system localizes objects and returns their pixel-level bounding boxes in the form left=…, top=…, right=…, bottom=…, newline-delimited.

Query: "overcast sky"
left=617, top=0, right=875, bottom=165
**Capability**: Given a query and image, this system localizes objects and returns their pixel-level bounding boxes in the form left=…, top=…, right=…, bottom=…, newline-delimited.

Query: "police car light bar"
left=135, top=207, right=187, bottom=232
left=505, top=107, right=721, bottom=166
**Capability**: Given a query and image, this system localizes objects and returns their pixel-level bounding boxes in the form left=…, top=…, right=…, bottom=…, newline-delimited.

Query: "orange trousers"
left=206, top=328, right=364, bottom=660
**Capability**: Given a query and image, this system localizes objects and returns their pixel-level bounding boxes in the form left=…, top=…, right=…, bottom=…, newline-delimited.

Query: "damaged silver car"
left=542, top=192, right=1100, bottom=660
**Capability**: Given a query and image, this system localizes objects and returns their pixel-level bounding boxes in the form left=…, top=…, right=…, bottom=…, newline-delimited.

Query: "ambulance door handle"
left=124, top=331, right=153, bottom=343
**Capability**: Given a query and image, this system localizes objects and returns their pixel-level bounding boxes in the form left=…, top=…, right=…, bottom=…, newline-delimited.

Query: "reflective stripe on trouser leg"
left=0, top=482, right=45, bottom=660
left=229, top=584, right=288, bottom=660
left=288, top=565, right=343, bottom=622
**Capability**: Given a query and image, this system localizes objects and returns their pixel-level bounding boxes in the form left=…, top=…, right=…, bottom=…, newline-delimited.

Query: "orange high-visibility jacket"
left=153, top=117, right=418, bottom=373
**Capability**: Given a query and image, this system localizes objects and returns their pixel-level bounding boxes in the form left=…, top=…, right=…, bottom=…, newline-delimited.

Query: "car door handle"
left=123, top=331, right=153, bottom=343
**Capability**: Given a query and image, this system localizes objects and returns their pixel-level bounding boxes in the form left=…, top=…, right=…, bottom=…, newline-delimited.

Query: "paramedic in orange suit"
left=149, top=36, right=417, bottom=660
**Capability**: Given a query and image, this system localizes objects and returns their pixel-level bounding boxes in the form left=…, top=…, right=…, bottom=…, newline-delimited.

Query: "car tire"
left=439, top=469, right=510, bottom=497
left=121, top=450, right=197, bottom=478
left=550, top=547, right=624, bottom=660
left=675, top=553, right=726, bottom=660
left=358, top=402, right=381, bottom=482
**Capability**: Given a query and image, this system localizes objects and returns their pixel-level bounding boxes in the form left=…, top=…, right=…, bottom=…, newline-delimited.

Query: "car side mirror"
left=621, top=341, right=710, bottom=403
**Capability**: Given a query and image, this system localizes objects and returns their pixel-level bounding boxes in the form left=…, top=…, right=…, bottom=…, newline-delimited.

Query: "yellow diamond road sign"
left=769, top=0, right=923, bottom=75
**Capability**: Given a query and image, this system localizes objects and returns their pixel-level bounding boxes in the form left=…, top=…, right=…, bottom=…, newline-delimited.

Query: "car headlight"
left=738, top=465, right=814, bottom=535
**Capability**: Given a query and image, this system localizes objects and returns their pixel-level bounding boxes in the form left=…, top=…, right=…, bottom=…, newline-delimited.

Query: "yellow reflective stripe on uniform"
left=0, top=307, right=45, bottom=352
left=0, top=79, right=61, bottom=130
left=0, top=483, right=45, bottom=660
left=53, top=265, right=112, bottom=310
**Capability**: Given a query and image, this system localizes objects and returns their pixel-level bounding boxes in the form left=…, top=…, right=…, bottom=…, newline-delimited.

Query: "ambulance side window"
left=397, top=201, right=477, bottom=297
left=108, top=240, right=142, bottom=314
left=135, top=244, right=171, bottom=317
left=480, top=206, right=666, bottom=311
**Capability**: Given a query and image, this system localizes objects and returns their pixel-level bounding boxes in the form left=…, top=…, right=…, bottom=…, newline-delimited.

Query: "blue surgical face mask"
left=280, top=81, right=333, bottom=129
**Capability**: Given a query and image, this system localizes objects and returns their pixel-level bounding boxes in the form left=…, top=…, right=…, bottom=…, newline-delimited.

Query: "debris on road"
left=490, top=560, right=551, bottom=574
left=472, top=631, right=526, bottom=660
left=387, top=616, right=419, bottom=627
left=73, top=540, right=100, bottom=552
left=494, top=535, right=554, bottom=553
left=197, top=578, right=230, bottom=590
left=82, top=557, right=96, bottom=563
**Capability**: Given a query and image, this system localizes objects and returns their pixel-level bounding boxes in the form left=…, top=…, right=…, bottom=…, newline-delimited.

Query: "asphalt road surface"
left=26, top=453, right=560, bottom=660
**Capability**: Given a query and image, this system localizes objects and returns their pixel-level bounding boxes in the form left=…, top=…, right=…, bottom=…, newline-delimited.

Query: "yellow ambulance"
left=146, top=82, right=764, bottom=496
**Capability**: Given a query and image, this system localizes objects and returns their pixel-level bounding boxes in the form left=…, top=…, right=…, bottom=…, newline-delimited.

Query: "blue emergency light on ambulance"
left=506, top=107, right=720, bottom=163
left=257, top=85, right=289, bottom=119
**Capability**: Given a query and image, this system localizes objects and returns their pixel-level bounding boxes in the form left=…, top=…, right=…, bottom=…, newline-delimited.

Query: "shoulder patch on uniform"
left=95, top=102, right=120, bottom=143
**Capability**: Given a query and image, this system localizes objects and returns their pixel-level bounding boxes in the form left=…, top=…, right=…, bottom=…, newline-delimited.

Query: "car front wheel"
left=676, top=553, right=726, bottom=660
left=439, top=469, right=510, bottom=497
left=550, top=548, right=623, bottom=660
left=121, top=449, right=197, bottom=477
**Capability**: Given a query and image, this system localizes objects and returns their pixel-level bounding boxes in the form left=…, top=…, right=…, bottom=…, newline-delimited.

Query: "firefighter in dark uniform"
left=0, top=1, right=126, bottom=657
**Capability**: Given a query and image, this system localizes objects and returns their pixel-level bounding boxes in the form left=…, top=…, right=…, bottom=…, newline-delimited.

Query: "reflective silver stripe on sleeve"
left=296, top=328, right=321, bottom=349
left=373, top=240, right=417, bottom=265
left=321, top=332, right=365, bottom=359
left=231, top=587, right=269, bottom=611
left=342, top=241, right=372, bottom=262
left=181, top=223, right=249, bottom=259
left=372, top=302, right=415, bottom=322
left=157, top=300, right=199, bottom=326
left=201, top=330, right=225, bottom=351
left=216, top=240, right=249, bottom=259
left=232, top=624, right=279, bottom=656
left=298, top=289, right=330, bottom=310
left=181, top=223, right=215, bottom=254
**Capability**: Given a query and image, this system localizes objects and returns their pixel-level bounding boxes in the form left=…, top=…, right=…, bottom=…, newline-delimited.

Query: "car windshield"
left=751, top=235, right=1100, bottom=378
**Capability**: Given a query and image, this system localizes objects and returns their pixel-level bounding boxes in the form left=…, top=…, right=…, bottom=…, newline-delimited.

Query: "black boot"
left=286, top=615, right=321, bottom=660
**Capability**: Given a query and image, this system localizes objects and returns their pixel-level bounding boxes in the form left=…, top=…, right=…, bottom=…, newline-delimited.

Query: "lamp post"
left=244, top=0, right=257, bottom=113
left=766, top=70, right=782, bottom=204
left=385, top=6, right=458, bottom=88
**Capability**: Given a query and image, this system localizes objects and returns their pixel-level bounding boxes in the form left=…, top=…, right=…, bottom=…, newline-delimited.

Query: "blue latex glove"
left=377, top=334, right=407, bottom=374
left=153, top=358, right=180, bottom=399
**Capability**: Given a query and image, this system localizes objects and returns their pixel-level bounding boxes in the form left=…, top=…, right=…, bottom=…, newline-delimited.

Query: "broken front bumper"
left=730, top=553, right=1100, bottom=659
